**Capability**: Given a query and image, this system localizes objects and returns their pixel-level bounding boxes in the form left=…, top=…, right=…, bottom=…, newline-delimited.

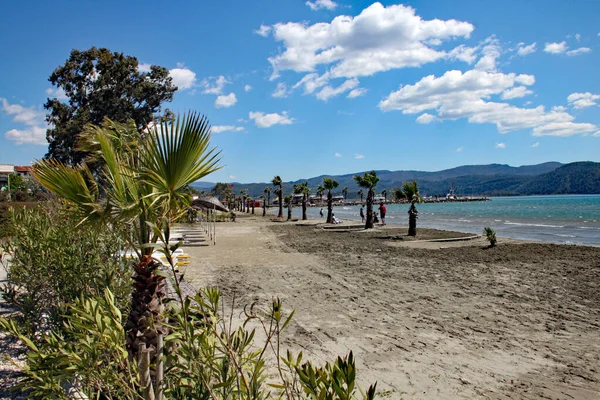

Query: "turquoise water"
left=305, top=195, right=600, bottom=246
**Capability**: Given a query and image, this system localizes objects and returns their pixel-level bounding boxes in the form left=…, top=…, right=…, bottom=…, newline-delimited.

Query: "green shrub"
left=483, top=226, right=497, bottom=247
left=0, top=203, right=132, bottom=337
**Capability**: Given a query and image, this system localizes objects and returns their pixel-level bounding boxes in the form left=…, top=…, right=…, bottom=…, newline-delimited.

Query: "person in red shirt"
left=379, top=202, right=387, bottom=225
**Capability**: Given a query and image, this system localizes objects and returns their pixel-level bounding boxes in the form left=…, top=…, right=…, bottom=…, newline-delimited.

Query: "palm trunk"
left=408, top=203, right=418, bottom=236
left=251, top=201, right=255, bottom=215
left=365, top=188, right=374, bottom=229
left=302, top=195, right=307, bottom=220
left=262, top=199, right=266, bottom=216
left=278, top=186, right=283, bottom=218
left=326, top=190, right=333, bottom=223
left=287, top=201, right=292, bottom=220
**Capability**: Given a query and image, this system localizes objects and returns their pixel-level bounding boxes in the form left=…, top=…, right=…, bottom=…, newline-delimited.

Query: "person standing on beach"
left=360, top=205, right=365, bottom=223
left=319, top=208, right=324, bottom=218
left=379, top=202, right=386, bottom=225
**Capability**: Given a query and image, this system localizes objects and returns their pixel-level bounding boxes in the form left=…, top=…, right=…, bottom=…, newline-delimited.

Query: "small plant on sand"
left=484, top=226, right=497, bottom=247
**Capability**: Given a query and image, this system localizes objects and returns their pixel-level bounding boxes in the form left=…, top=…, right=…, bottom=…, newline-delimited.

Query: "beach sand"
left=181, top=212, right=600, bottom=400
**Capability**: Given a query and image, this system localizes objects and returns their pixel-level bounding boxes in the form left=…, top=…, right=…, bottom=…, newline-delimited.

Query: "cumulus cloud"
left=378, top=69, right=598, bottom=137
left=45, top=87, right=68, bottom=101
left=501, top=86, right=533, bottom=100
left=448, top=45, right=478, bottom=64
left=475, top=37, right=502, bottom=71
left=532, top=142, right=540, bottom=147
left=249, top=111, right=294, bottom=128
left=347, top=88, right=367, bottom=98
left=266, top=3, right=473, bottom=80
left=306, top=0, right=337, bottom=11
left=1, top=98, right=48, bottom=145
left=354, top=154, right=365, bottom=159
left=456, top=146, right=463, bottom=152
left=495, top=142, right=506, bottom=149
left=254, top=25, right=272, bottom=37
left=316, top=78, right=359, bottom=101
left=544, top=41, right=568, bottom=54
left=567, top=92, right=600, bottom=109
left=516, top=42, right=536, bottom=56
left=566, top=47, right=591, bottom=56
left=211, top=125, right=245, bottom=134
left=229, top=175, right=236, bottom=179
left=272, top=82, right=290, bottom=98
left=169, top=67, right=196, bottom=90
left=201, top=75, right=229, bottom=95
left=416, top=113, right=435, bottom=124
left=334, top=152, right=342, bottom=157
left=215, top=93, right=237, bottom=108
left=244, top=84, right=252, bottom=92
left=138, top=63, right=152, bottom=73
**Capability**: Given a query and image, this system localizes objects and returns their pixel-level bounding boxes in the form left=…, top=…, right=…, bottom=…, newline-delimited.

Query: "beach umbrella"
left=192, top=196, right=229, bottom=212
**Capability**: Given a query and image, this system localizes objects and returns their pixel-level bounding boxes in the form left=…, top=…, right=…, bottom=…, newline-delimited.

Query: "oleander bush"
left=0, top=203, right=132, bottom=337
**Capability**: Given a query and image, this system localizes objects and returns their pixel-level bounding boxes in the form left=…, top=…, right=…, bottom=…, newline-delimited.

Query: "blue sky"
left=1, top=0, right=599, bottom=183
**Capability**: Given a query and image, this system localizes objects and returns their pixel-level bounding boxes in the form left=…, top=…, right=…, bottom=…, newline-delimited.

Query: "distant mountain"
left=190, top=181, right=216, bottom=190
left=190, top=161, right=600, bottom=198
left=516, top=162, right=600, bottom=195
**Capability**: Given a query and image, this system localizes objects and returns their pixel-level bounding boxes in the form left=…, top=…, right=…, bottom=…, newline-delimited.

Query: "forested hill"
left=192, top=161, right=600, bottom=198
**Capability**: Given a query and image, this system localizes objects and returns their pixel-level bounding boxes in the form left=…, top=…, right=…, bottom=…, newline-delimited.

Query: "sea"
left=304, top=195, right=600, bottom=247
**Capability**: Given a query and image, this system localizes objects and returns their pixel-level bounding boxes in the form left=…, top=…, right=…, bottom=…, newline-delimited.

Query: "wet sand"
left=181, top=212, right=600, bottom=399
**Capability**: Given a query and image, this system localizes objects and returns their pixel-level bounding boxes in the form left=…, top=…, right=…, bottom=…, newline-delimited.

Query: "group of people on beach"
left=359, top=203, right=386, bottom=225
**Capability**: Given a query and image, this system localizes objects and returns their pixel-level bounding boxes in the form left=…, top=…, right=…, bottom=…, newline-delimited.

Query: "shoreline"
left=178, top=214, right=600, bottom=399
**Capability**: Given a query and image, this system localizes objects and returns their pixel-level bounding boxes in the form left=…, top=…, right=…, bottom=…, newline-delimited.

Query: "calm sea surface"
left=303, top=195, right=600, bottom=246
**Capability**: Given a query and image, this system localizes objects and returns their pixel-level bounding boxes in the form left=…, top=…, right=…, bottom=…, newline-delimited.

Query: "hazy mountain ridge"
left=191, top=161, right=600, bottom=198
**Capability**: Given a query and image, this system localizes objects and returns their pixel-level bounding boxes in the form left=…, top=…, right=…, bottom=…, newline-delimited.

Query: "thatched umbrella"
left=192, top=196, right=229, bottom=212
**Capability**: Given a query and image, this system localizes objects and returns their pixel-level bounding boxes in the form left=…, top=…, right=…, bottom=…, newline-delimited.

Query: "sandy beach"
left=180, top=212, right=600, bottom=400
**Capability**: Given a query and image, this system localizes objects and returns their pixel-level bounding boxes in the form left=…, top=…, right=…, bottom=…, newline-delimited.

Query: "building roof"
left=15, top=166, right=32, bottom=173
left=0, top=164, right=14, bottom=174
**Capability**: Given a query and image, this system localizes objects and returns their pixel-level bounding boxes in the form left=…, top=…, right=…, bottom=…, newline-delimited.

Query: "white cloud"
left=567, top=92, right=600, bottom=109
left=267, top=3, right=473, bottom=80
left=347, top=87, right=367, bottom=98
left=544, top=41, right=568, bottom=54
left=254, top=25, right=272, bottom=37
left=495, top=142, right=506, bottom=149
left=448, top=45, right=478, bottom=64
left=215, top=93, right=237, bottom=108
left=229, top=175, right=236, bottom=179
left=501, top=86, right=533, bottom=100
left=138, top=63, right=152, bottom=73
left=456, top=146, right=463, bottom=152
left=211, top=125, right=245, bottom=134
left=566, top=47, right=591, bottom=56
left=169, top=67, right=196, bottom=90
left=354, top=154, right=365, bottom=159
left=334, top=152, right=342, bottom=157
left=575, top=33, right=581, bottom=42
left=316, top=78, right=359, bottom=101
left=45, top=87, right=68, bottom=101
left=201, top=75, right=229, bottom=95
left=416, top=113, right=435, bottom=124
left=552, top=105, right=567, bottom=112
left=1, top=98, right=48, bottom=146
left=475, top=37, right=502, bottom=71
left=379, top=69, right=597, bottom=137
left=244, top=84, right=252, bottom=92
left=306, top=0, right=337, bottom=11
left=272, top=82, right=290, bottom=98
left=516, top=42, right=536, bottom=56
left=249, top=111, right=294, bottom=128
left=532, top=142, right=540, bottom=147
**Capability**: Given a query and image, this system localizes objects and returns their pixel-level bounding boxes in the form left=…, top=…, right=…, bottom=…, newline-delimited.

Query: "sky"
left=1, top=0, right=599, bottom=183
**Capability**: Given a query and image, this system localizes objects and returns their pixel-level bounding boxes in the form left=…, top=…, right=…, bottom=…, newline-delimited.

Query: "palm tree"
left=271, top=176, right=283, bottom=218
left=251, top=197, right=255, bottom=214
left=294, top=181, right=311, bottom=220
left=342, top=187, right=348, bottom=203
left=322, top=177, right=339, bottom=224
left=239, top=189, right=246, bottom=212
left=316, top=184, right=325, bottom=206
left=284, top=195, right=293, bottom=220
left=263, top=186, right=271, bottom=216
left=381, top=189, right=387, bottom=203
left=402, top=180, right=422, bottom=236
left=392, top=188, right=405, bottom=202
left=357, top=189, right=364, bottom=203
left=32, top=112, right=221, bottom=360
left=265, top=186, right=272, bottom=207
left=354, top=171, right=379, bottom=229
